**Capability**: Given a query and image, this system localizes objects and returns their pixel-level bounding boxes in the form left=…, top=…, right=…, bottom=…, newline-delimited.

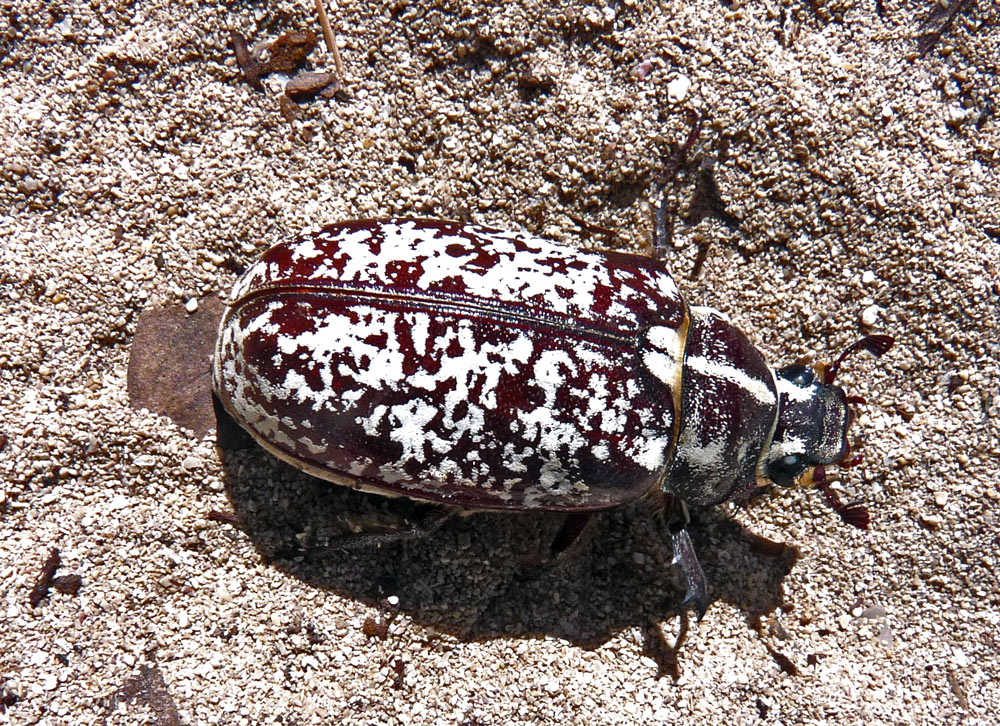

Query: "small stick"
left=314, top=0, right=344, bottom=79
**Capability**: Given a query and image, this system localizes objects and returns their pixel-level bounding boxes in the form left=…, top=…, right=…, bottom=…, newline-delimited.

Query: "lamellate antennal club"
left=213, top=217, right=894, bottom=619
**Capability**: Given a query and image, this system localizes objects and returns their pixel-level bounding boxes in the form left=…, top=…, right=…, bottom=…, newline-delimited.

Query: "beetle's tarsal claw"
left=839, top=504, right=870, bottom=530
left=670, top=527, right=709, bottom=621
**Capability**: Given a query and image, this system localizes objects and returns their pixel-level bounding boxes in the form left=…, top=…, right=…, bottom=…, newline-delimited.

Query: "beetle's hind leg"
left=311, top=505, right=457, bottom=555
left=658, top=499, right=709, bottom=621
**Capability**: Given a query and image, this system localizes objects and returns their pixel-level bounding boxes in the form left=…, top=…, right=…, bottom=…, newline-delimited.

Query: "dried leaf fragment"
left=284, top=71, right=342, bottom=99
left=261, top=30, right=316, bottom=74
left=52, top=574, right=84, bottom=596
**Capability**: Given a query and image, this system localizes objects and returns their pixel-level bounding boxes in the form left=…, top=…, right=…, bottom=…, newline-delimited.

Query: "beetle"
left=212, top=217, right=892, bottom=618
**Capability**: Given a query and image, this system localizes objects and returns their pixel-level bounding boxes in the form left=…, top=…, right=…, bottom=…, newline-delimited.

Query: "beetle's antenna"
left=823, top=334, right=895, bottom=385
left=812, top=465, right=870, bottom=529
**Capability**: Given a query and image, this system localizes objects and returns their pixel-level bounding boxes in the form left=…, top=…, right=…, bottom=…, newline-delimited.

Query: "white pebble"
left=667, top=74, right=691, bottom=102
left=861, top=304, right=882, bottom=327
left=185, top=298, right=199, bottom=313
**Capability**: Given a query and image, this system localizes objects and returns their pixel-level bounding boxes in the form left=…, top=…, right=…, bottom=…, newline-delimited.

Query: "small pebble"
left=185, top=298, right=199, bottom=313
left=667, top=74, right=692, bottom=102
left=861, top=304, right=881, bottom=327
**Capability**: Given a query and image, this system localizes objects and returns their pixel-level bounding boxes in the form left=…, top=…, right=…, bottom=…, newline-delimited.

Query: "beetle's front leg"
left=662, top=500, right=709, bottom=621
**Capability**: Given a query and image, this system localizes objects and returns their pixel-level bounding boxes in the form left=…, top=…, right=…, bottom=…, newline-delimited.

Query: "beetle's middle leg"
left=656, top=497, right=709, bottom=621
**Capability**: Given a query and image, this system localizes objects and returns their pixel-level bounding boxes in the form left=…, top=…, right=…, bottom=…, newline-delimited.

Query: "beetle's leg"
left=312, top=506, right=457, bottom=554
left=652, top=108, right=702, bottom=253
left=549, top=512, right=597, bottom=558
left=509, top=512, right=597, bottom=579
left=663, top=501, right=709, bottom=621
left=726, top=475, right=761, bottom=504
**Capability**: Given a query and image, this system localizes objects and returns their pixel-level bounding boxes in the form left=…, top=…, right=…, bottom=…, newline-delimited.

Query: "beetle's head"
left=762, top=335, right=894, bottom=528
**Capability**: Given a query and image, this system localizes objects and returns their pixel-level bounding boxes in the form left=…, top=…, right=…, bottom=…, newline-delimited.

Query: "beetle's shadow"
left=218, top=443, right=797, bottom=651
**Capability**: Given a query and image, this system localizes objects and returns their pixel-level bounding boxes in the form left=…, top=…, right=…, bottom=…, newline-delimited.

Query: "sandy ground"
left=2, top=0, right=999, bottom=724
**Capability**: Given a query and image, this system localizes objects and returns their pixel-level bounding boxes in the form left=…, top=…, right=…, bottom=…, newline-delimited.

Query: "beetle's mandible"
left=212, top=217, right=893, bottom=618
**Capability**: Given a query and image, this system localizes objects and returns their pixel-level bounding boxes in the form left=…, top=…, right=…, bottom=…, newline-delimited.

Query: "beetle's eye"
left=778, top=365, right=814, bottom=388
left=769, top=454, right=805, bottom=487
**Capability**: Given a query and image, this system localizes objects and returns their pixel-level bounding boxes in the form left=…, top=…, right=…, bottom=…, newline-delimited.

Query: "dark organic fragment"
left=278, top=93, right=303, bottom=122
left=231, top=29, right=320, bottom=91
left=52, top=574, right=84, bottom=596
left=652, top=108, right=703, bottom=253
left=0, top=685, right=17, bottom=713
left=105, top=664, right=181, bottom=726
left=230, top=31, right=262, bottom=90
left=206, top=510, right=243, bottom=528
left=29, top=548, right=60, bottom=608
left=362, top=599, right=400, bottom=640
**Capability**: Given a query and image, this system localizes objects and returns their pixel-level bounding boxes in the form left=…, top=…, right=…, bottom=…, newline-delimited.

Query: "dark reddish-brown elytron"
left=213, top=218, right=893, bottom=618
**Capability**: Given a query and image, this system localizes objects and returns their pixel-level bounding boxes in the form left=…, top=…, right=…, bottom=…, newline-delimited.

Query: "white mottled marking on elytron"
left=410, top=314, right=430, bottom=356
left=583, top=373, right=611, bottom=418
left=377, top=463, right=409, bottom=484
left=573, top=347, right=612, bottom=368
left=389, top=399, right=448, bottom=462
left=275, top=306, right=407, bottom=410
left=281, top=370, right=311, bottom=404
left=359, top=404, right=387, bottom=436
left=502, top=443, right=534, bottom=474
left=592, top=442, right=610, bottom=461
left=524, top=455, right=584, bottom=506
left=687, top=355, right=777, bottom=406
left=518, top=350, right=588, bottom=470
left=606, top=300, right=633, bottom=320
left=632, top=432, right=671, bottom=471
left=532, top=350, right=577, bottom=405
left=299, top=220, right=679, bottom=322
left=776, top=375, right=816, bottom=403
left=310, top=228, right=381, bottom=281
left=600, top=407, right=627, bottom=434
left=652, top=269, right=681, bottom=299
left=347, top=458, right=372, bottom=477
left=291, top=237, right=324, bottom=261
